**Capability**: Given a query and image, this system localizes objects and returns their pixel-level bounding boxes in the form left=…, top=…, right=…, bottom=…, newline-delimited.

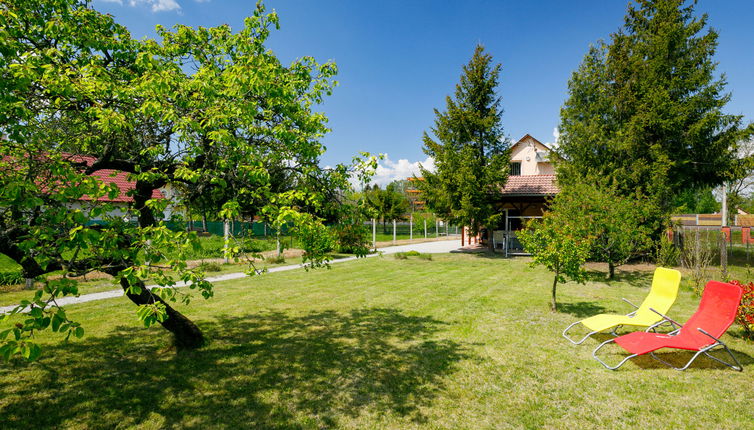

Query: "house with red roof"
left=491, top=134, right=559, bottom=254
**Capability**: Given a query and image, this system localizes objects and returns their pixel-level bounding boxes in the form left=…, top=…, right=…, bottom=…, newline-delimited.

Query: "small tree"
left=518, top=215, right=592, bottom=312
left=551, top=184, right=654, bottom=279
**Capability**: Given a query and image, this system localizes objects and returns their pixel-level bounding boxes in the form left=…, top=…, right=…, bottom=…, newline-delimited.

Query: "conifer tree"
left=418, top=45, right=509, bottom=248
left=557, top=0, right=752, bottom=216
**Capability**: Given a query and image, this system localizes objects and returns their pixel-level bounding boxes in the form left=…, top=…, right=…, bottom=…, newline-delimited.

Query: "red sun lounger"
left=593, top=280, right=743, bottom=371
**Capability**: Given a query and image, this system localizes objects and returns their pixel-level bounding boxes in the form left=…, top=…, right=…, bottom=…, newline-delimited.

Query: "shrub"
left=655, top=234, right=680, bottom=267
left=393, top=251, right=431, bottom=261
left=333, top=222, right=370, bottom=256
left=730, top=280, right=754, bottom=340
left=197, top=262, right=222, bottom=272
left=265, top=255, right=286, bottom=264
left=0, top=270, right=24, bottom=286
left=680, top=229, right=716, bottom=295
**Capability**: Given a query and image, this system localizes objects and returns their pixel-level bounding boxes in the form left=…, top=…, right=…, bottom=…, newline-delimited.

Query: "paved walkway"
left=0, top=239, right=462, bottom=314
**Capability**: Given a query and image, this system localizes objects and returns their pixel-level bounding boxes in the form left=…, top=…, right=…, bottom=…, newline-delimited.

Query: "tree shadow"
left=0, top=308, right=469, bottom=429
left=559, top=301, right=608, bottom=318
left=584, top=269, right=653, bottom=287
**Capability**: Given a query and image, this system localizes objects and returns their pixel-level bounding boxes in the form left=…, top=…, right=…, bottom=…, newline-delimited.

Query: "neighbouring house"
left=75, top=155, right=171, bottom=221
left=50, top=154, right=169, bottom=221
left=405, top=177, right=426, bottom=212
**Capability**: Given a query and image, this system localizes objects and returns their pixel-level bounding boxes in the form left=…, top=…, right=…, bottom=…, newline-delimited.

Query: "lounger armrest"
left=648, top=307, right=682, bottom=329
left=622, top=298, right=639, bottom=309
left=697, top=328, right=723, bottom=343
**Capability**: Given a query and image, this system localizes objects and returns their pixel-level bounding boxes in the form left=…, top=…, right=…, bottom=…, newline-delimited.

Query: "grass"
left=0, top=254, right=20, bottom=272
left=1, top=254, right=754, bottom=429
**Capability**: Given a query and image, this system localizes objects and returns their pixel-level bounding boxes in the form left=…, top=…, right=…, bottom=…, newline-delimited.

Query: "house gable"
left=509, top=134, right=554, bottom=175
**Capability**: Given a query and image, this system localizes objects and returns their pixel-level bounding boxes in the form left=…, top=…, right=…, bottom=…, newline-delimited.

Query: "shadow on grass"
left=559, top=301, right=609, bottom=318
left=627, top=348, right=754, bottom=370
left=583, top=269, right=654, bottom=288
left=0, top=308, right=468, bottom=429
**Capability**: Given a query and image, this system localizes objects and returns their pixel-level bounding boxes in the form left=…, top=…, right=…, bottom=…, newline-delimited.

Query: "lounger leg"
left=649, top=349, right=706, bottom=371
left=593, top=339, right=637, bottom=370
left=650, top=343, right=743, bottom=371
left=703, top=343, right=743, bottom=372
left=563, top=321, right=598, bottom=345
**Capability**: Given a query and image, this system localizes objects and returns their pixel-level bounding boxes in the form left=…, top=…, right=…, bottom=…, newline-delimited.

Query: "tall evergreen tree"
left=418, top=45, right=509, bottom=248
left=557, top=0, right=752, bottom=216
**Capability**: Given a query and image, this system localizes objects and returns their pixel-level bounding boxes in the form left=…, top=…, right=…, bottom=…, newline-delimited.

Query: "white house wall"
left=509, top=136, right=554, bottom=175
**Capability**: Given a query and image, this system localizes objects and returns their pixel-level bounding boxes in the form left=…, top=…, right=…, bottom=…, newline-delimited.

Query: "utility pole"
left=721, top=182, right=728, bottom=278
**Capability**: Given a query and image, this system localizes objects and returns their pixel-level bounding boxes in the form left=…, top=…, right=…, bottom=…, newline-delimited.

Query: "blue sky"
left=94, top=0, right=754, bottom=185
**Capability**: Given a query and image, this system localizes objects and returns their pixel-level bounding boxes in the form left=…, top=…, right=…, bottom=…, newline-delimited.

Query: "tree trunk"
left=131, top=183, right=204, bottom=349
left=119, top=277, right=205, bottom=349
left=487, top=225, right=495, bottom=252
left=608, top=262, right=615, bottom=280
left=551, top=271, right=559, bottom=312
left=202, top=214, right=207, bottom=233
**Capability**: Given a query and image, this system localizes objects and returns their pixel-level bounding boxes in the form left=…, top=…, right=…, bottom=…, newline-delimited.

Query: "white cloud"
left=545, top=127, right=560, bottom=149
left=110, top=0, right=181, bottom=12
left=151, top=0, right=181, bottom=12
left=370, top=155, right=435, bottom=187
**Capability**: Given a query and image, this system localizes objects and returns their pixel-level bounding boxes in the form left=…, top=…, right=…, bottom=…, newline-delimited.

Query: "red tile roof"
left=501, top=174, right=558, bottom=196
left=63, top=154, right=165, bottom=203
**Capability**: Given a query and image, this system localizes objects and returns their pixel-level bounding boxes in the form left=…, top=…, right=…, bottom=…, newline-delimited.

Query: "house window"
left=510, top=162, right=521, bottom=176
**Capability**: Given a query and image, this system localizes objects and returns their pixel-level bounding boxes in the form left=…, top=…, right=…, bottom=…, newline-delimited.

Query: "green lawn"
left=1, top=254, right=753, bottom=429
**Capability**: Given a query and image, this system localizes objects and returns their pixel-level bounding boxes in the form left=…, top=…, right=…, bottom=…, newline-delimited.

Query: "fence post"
left=372, top=218, right=376, bottom=250
left=223, top=220, right=230, bottom=264
left=410, top=214, right=413, bottom=241
left=393, top=219, right=397, bottom=244
left=424, top=219, right=427, bottom=238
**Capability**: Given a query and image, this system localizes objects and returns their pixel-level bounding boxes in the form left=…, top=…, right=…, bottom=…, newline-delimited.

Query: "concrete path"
left=0, top=239, right=462, bottom=314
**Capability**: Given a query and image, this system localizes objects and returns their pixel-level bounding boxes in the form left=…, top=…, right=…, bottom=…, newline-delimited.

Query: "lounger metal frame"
left=562, top=298, right=638, bottom=345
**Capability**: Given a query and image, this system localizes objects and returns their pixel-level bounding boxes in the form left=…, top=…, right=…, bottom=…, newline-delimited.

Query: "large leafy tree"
left=418, top=45, right=509, bottom=248
left=557, top=0, right=752, bottom=217
left=0, top=0, right=366, bottom=359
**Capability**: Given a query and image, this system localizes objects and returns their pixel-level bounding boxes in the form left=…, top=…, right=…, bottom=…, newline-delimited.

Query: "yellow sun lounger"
left=562, top=267, right=681, bottom=345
